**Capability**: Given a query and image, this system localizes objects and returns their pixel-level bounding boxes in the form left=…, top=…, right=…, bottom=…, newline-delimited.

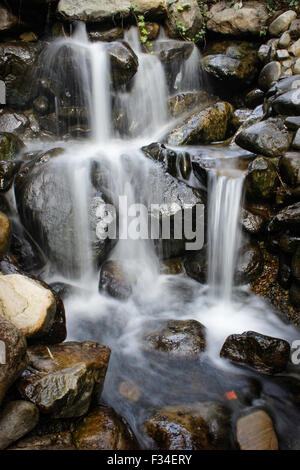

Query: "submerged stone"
left=143, top=319, right=206, bottom=359
left=99, top=260, right=132, bottom=300
left=145, top=402, right=231, bottom=450
left=236, top=410, right=278, bottom=450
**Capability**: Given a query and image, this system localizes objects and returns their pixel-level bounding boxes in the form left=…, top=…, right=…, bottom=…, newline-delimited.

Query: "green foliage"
left=130, top=3, right=153, bottom=53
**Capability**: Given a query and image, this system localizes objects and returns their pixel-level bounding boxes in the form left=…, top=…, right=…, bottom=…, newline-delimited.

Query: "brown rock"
left=0, top=211, right=11, bottom=257
left=145, top=402, right=231, bottom=450
left=73, top=406, right=139, bottom=450
left=18, top=342, right=110, bottom=418
left=0, top=401, right=39, bottom=450
left=236, top=410, right=278, bottom=450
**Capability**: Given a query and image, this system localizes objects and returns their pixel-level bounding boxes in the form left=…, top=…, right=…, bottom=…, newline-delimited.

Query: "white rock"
left=278, top=31, right=291, bottom=48
left=276, top=49, right=290, bottom=60
left=269, top=10, right=297, bottom=37
left=289, top=39, right=300, bottom=57
left=0, top=274, right=56, bottom=338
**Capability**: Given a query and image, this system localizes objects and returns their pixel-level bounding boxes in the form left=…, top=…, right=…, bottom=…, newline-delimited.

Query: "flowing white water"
left=208, top=170, right=244, bottom=301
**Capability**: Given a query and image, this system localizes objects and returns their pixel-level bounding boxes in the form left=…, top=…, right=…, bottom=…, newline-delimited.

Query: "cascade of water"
left=174, top=44, right=204, bottom=92
left=208, top=170, right=245, bottom=302
left=119, top=27, right=168, bottom=138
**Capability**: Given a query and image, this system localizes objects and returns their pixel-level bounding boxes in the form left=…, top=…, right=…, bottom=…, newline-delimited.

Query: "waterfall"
left=119, top=27, right=168, bottom=138
left=208, top=170, right=244, bottom=301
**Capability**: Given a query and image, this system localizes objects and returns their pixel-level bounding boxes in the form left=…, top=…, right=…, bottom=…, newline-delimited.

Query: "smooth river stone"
left=236, top=410, right=278, bottom=450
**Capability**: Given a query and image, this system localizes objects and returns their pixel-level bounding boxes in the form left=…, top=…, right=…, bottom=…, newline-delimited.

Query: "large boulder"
left=220, top=331, right=290, bottom=374
left=14, top=150, right=114, bottom=276
left=0, top=318, right=28, bottom=406
left=235, top=119, right=292, bottom=157
left=166, top=0, right=203, bottom=41
left=18, top=342, right=111, bottom=418
left=245, top=156, right=278, bottom=201
left=0, top=401, right=39, bottom=450
left=167, top=102, right=233, bottom=145
left=168, top=90, right=218, bottom=118
left=207, top=2, right=268, bottom=36
left=0, top=274, right=56, bottom=340
left=235, top=243, right=263, bottom=284
left=72, top=406, right=138, bottom=450
left=143, top=319, right=206, bottom=359
left=145, top=402, right=231, bottom=450
left=57, top=0, right=166, bottom=22
left=0, top=110, right=29, bottom=136
left=0, top=42, right=39, bottom=109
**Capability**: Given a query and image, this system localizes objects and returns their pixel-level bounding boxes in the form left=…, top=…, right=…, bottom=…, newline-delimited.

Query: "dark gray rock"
left=273, top=89, right=300, bottom=115
left=258, top=62, right=281, bottom=91
left=235, top=119, right=292, bottom=157
left=220, top=331, right=290, bottom=374
left=246, top=156, right=278, bottom=201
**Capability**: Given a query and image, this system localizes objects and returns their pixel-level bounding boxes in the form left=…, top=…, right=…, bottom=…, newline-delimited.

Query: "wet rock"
left=231, top=109, right=253, bottom=132
left=88, top=27, right=124, bottom=42
left=0, top=110, right=28, bottom=136
left=142, top=142, right=193, bottom=180
left=9, top=431, right=75, bottom=450
left=241, top=209, right=265, bottom=234
left=184, top=249, right=207, bottom=284
left=168, top=91, right=218, bottom=118
left=236, top=410, right=278, bottom=450
left=285, top=116, right=300, bottom=130
left=0, top=42, right=38, bottom=109
left=292, top=129, right=300, bottom=150
left=0, top=211, right=11, bottom=256
left=18, top=341, right=110, bottom=418
left=220, top=331, right=290, bottom=374
left=15, top=150, right=114, bottom=275
left=0, top=401, right=39, bottom=450
left=279, top=231, right=300, bottom=254
left=154, top=40, right=193, bottom=64
left=10, top=219, right=46, bottom=273
left=268, top=202, right=300, bottom=233
left=280, top=152, right=300, bottom=186
left=273, top=89, right=300, bottom=115
left=99, top=260, right=132, bottom=300
left=0, top=133, right=24, bottom=161
left=258, top=62, right=282, bottom=91
left=236, top=119, right=292, bottom=158
left=269, top=11, right=297, bottom=37
left=144, top=22, right=160, bottom=41
left=0, top=274, right=56, bottom=339
left=106, top=42, right=138, bottom=88
left=166, top=0, right=203, bottom=41
left=143, top=319, right=206, bottom=359
left=207, top=1, right=268, bottom=36
left=235, top=243, right=263, bottom=284
left=292, top=246, right=300, bottom=282
left=0, top=317, right=28, bottom=406
left=0, top=5, right=18, bottom=32
left=148, top=164, right=205, bottom=258
left=245, top=89, right=265, bottom=108
left=294, top=58, right=300, bottom=74
left=246, top=156, right=278, bottom=201
left=202, top=53, right=258, bottom=87
left=167, top=102, right=233, bottom=145
left=276, top=49, right=290, bottom=61
left=269, top=74, right=300, bottom=96
left=145, top=402, right=231, bottom=450
left=73, top=406, right=138, bottom=450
